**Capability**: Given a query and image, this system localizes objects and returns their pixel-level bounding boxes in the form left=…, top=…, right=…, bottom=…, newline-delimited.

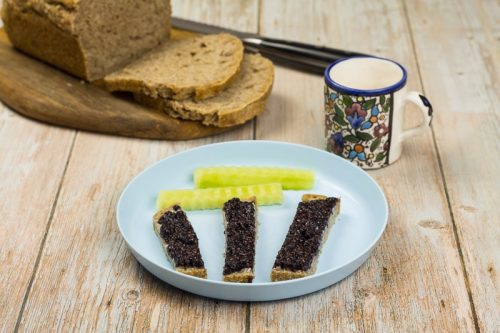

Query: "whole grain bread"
left=1, top=0, right=171, bottom=81
left=104, top=33, right=244, bottom=101
left=135, top=54, right=274, bottom=127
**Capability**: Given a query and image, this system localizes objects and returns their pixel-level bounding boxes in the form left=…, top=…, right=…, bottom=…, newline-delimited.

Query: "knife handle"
left=244, top=37, right=368, bottom=75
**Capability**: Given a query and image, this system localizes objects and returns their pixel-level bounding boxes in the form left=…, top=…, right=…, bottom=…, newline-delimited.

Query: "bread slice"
left=1, top=0, right=171, bottom=81
left=222, top=197, right=258, bottom=283
left=153, top=205, right=207, bottom=279
left=135, top=54, right=274, bottom=127
left=271, top=194, right=341, bottom=282
left=103, top=33, right=244, bottom=101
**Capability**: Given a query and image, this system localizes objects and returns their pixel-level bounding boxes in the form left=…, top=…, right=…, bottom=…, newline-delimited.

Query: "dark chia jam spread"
left=223, top=198, right=256, bottom=275
left=158, top=205, right=204, bottom=268
left=273, top=197, right=338, bottom=272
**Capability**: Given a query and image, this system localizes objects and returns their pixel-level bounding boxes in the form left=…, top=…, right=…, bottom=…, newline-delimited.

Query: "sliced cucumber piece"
left=194, top=166, right=314, bottom=190
left=157, top=183, right=283, bottom=211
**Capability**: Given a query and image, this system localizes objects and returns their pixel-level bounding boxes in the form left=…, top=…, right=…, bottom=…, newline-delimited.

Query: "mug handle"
left=400, top=92, right=434, bottom=142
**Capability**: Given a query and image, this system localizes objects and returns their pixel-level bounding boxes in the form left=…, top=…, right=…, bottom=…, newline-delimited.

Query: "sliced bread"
left=153, top=205, right=207, bottom=279
left=271, top=195, right=341, bottom=282
left=222, top=197, right=258, bottom=283
left=135, top=54, right=274, bottom=127
left=1, top=0, right=171, bottom=81
left=103, top=33, right=244, bottom=101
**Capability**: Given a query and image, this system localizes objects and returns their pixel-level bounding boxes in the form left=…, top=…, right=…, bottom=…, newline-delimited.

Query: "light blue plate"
left=117, top=141, right=388, bottom=301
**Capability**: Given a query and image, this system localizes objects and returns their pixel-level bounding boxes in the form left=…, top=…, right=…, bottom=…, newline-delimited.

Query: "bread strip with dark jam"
left=271, top=194, right=340, bottom=282
left=153, top=205, right=207, bottom=279
left=222, top=197, right=258, bottom=283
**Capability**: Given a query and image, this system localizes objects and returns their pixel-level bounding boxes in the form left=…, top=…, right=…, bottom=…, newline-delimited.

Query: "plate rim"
left=116, top=140, right=389, bottom=287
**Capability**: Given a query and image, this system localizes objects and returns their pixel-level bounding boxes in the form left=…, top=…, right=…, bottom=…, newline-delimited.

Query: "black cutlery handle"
left=244, top=37, right=368, bottom=75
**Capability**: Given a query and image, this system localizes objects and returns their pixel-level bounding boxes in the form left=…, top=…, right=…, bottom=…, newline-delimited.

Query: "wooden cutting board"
left=0, top=29, right=233, bottom=140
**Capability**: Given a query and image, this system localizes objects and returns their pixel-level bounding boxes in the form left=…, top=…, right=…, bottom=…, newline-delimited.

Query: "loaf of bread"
left=135, top=54, right=274, bottom=127
left=104, top=33, right=244, bottom=101
left=1, top=0, right=171, bottom=81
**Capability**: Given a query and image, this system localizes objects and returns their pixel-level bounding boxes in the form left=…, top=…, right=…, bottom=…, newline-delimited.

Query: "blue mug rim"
left=324, top=56, right=408, bottom=96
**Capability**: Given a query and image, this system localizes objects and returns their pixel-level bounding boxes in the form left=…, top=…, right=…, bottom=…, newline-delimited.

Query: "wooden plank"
left=0, top=78, right=74, bottom=329
left=172, top=0, right=259, bottom=31
left=15, top=1, right=258, bottom=331
left=405, top=0, right=500, bottom=331
left=0, top=3, right=77, bottom=333
left=0, top=105, right=75, bottom=333
left=252, top=0, right=476, bottom=332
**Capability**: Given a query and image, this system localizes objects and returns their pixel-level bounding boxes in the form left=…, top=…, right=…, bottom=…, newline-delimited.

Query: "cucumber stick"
left=194, top=166, right=315, bottom=190
left=157, top=183, right=283, bottom=211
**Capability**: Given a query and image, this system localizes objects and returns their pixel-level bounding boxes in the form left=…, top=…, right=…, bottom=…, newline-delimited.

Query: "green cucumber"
left=157, top=183, right=283, bottom=211
left=194, top=166, right=314, bottom=190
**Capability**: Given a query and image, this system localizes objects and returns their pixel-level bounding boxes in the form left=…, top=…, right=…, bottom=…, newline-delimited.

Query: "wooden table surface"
left=1, top=0, right=498, bottom=332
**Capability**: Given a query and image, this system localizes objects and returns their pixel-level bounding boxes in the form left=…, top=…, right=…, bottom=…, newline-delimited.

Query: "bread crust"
left=2, top=1, right=88, bottom=78
left=223, top=268, right=254, bottom=283
left=271, top=194, right=341, bottom=282
left=153, top=207, right=208, bottom=279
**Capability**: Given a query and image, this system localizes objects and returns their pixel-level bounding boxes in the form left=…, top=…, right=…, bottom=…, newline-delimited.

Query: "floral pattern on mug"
left=325, top=86, right=392, bottom=169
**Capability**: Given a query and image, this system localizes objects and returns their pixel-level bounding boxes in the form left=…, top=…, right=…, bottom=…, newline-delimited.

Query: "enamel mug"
left=324, top=57, right=433, bottom=169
